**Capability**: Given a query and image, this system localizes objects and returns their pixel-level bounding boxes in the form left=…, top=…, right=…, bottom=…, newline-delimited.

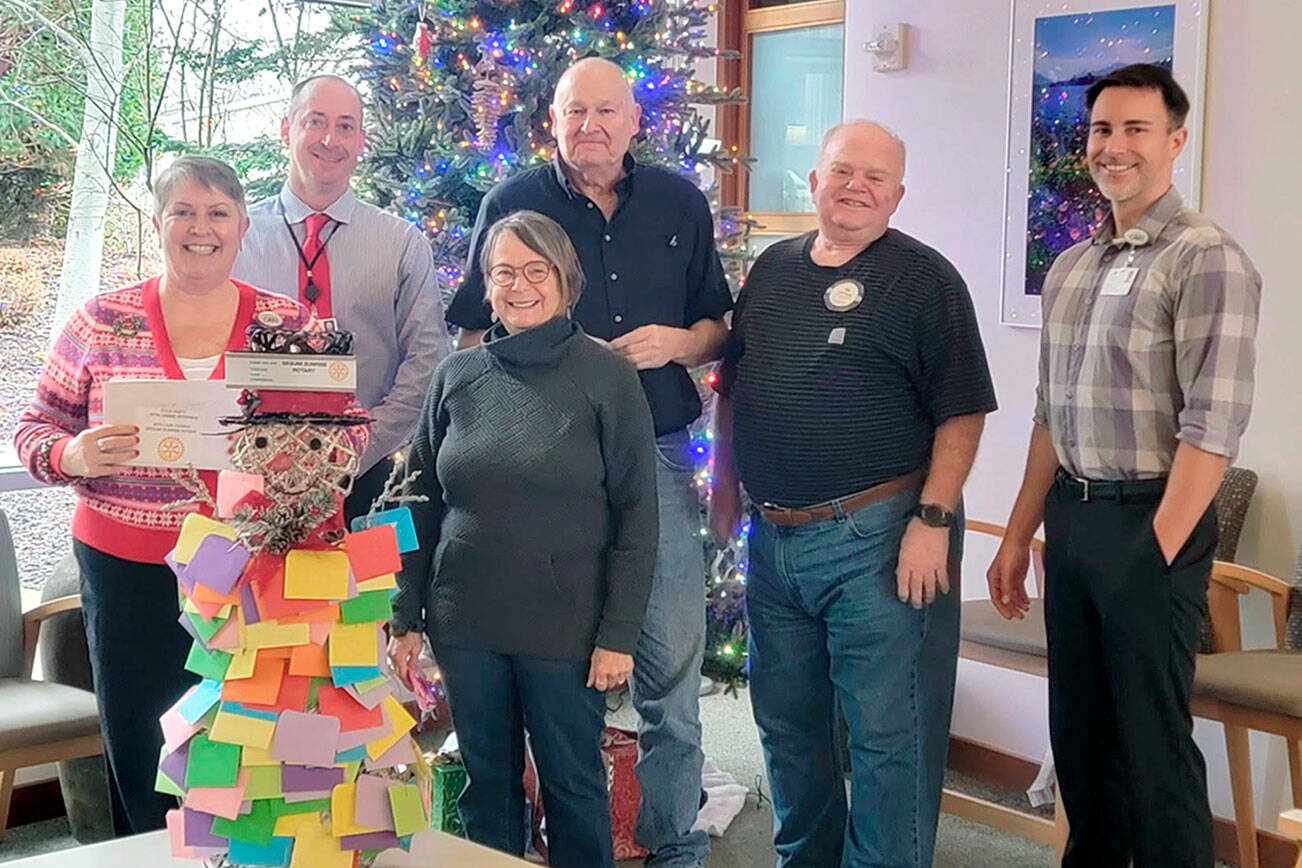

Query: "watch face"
left=918, top=504, right=950, bottom=527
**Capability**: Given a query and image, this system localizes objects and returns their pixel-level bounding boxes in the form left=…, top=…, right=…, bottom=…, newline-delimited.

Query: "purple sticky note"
left=177, top=611, right=203, bottom=645
left=271, top=710, right=340, bottom=767
left=341, top=831, right=403, bottom=851
left=181, top=535, right=250, bottom=595
left=337, top=721, right=393, bottom=753
left=182, top=807, right=224, bottom=848
left=238, top=583, right=261, bottom=625
left=165, top=551, right=184, bottom=579
left=354, top=774, right=396, bottom=831
left=281, top=764, right=345, bottom=793
left=363, top=735, right=417, bottom=770
left=345, top=679, right=394, bottom=711
left=159, top=743, right=190, bottom=788
left=283, top=788, right=334, bottom=803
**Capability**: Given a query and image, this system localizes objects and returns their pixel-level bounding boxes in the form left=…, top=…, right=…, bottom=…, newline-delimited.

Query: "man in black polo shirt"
left=710, top=120, right=996, bottom=867
left=446, top=57, right=731, bottom=868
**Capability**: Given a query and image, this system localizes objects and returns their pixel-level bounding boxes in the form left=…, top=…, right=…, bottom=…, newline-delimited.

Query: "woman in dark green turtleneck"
left=388, top=210, right=657, bottom=867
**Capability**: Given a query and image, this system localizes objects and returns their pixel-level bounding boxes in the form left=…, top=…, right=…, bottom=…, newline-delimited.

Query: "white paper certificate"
left=101, top=379, right=241, bottom=471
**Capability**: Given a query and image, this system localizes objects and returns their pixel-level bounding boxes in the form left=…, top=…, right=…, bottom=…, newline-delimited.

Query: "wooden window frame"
left=718, top=0, right=845, bottom=236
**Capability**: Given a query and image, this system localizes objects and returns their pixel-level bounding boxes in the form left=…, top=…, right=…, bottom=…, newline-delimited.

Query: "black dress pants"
left=73, top=541, right=195, bottom=836
left=1043, top=474, right=1217, bottom=868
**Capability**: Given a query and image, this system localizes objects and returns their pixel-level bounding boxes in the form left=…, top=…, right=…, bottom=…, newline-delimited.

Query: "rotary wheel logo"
left=328, top=361, right=349, bottom=382
left=157, top=437, right=185, bottom=462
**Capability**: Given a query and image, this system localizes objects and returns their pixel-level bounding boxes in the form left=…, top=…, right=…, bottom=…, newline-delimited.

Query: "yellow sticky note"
left=209, top=709, right=276, bottom=750
left=328, top=622, right=378, bottom=668
left=388, top=783, right=426, bottom=837
left=364, top=694, right=420, bottom=760
left=244, top=764, right=283, bottom=800
left=283, top=549, right=350, bottom=600
left=240, top=744, right=279, bottom=766
left=329, top=782, right=379, bottom=838
left=226, top=647, right=259, bottom=680
left=356, top=572, right=397, bottom=592
left=290, top=819, right=352, bottom=868
left=242, top=620, right=310, bottom=651
left=272, top=812, right=318, bottom=837
left=174, top=514, right=238, bottom=564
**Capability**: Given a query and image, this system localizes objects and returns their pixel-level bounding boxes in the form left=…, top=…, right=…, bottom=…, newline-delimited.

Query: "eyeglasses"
left=488, top=260, right=554, bottom=287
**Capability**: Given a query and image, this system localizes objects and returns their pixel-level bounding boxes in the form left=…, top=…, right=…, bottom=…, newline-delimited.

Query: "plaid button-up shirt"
left=1034, top=187, right=1261, bottom=480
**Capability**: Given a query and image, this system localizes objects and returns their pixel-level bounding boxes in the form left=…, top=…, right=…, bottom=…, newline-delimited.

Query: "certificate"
left=101, top=379, right=241, bottom=471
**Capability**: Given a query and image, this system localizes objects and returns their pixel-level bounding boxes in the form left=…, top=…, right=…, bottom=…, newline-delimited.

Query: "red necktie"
left=299, top=212, right=333, bottom=319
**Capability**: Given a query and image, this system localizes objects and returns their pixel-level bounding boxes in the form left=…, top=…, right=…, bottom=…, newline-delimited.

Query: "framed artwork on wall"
left=999, top=0, right=1208, bottom=327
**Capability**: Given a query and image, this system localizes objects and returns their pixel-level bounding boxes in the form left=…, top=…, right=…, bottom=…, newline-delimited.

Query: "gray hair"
left=287, top=74, right=364, bottom=123
left=819, top=119, right=908, bottom=177
left=479, top=210, right=586, bottom=310
left=153, top=155, right=247, bottom=221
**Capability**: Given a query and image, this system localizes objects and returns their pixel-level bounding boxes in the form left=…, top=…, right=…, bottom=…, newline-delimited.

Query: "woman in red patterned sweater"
left=13, top=156, right=313, bottom=836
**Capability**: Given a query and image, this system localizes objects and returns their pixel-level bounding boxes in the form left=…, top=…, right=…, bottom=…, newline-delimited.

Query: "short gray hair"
left=479, top=210, right=585, bottom=310
left=819, top=119, right=908, bottom=176
left=287, top=74, right=363, bottom=123
left=153, top=155, right=247, bottom=221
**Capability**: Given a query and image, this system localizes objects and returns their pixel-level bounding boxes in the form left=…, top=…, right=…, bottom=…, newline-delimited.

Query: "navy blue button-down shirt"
left=446, top=156, right=733, bottom=435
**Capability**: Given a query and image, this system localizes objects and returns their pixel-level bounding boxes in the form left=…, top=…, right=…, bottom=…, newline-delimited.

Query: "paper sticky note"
left=242, top=620, right=311, bottom=651
left=183, top=767, right=250, bottom=820
left=209, top=705, right=277, bottom=750
left=244, top=673, right=312, bottom=714
left=185, top=733, right=241, bottom=788
left=328, top=622, right=379, bottom=668
left=178, top=679, right=224, bottom=724
left=337, top=721, right=393, bottom=754
left=356, top=572, right=397, bottom=593
left=244, top=764, right=284, bottom=801
left=211, top=797, right=275, bottom=847
left=388, top=783, right=426, bottom=837
left=206, top=615, right=243, bottom=651
left=217, top=470, right=265, bottom=518
left=283, top=549, right=350, bottom=600
left=351, top=507, right=418, bottom=553
left=241, top=744, right=279, bottom=767
left=272, top=709, right=340, bottom=768
left=345, top=677, right=393, bottom=711
left=339, top=589, right=394, bottom=625
left=344, top=525, right=403, bottom=580
left=272, top=811, right=319, bottom=837
left=228, top=835, right=292, bottom=867
left=331, top=665, right=383, bottom=688
left=381, top=693, right=417, bottom=736
left=181, top=534, right=250, bottom=595
left=340, top=830, right=403, bottom=851
left=181, top=807, right=225, bottom=848
left=174, top=513, right=239, bottom=564
left=184, top=641, right=232, bottom=681
left=329, top=781, right=379, bottom=837
left=222, top=655, right=286, bottom=706
left=166, top=809, right=199, bottom=858
left=362, top=733, right=417, bottom=770
left=353, top=774, right=396, bottom=831
left=160, top=701, right=202, bottom=752
left=288, top=642, right=331, bottom=677
left=317, top=684, right=384, bottom=731
left=289, top=819, right=353, bottom=868
left=281, top=764, right=345, bottom=793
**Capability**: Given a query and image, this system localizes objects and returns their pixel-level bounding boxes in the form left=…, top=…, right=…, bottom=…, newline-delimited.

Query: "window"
left=719, top=0, right=845, bottom=236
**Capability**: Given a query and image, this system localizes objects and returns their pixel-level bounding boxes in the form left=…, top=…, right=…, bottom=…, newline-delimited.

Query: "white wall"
left=842, top=0, right=1302, bottom=830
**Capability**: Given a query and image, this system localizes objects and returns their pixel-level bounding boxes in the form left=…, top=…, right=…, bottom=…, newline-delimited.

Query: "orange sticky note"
left=344, top=526, right=402, bottom=581
left=289, top=642, right=331, bottom=677
left=284, top=549, right=350, bottom=600
left=222, top=655, right=285, bottom=706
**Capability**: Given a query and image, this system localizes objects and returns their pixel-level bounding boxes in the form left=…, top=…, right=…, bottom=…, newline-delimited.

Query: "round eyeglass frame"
left=488, top=260, right=555, bottom=287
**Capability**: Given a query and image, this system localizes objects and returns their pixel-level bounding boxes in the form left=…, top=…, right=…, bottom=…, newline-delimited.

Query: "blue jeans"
left=630, top=430, right=709, bottom=866
left=432, top=644, right=614, bottom=868
left=746, top=487, right=962, bottom=868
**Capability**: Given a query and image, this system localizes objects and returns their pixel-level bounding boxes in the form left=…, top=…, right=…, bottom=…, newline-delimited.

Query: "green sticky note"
left=211, top=797, right=276, bottom=846
left=185, top=733, right=241, bottom=788
left=339, top=589, right=394, bottom=624
left=154, top=767, right=185, bottom=798
left=244, top=764, right=283, bottom=800
left=187, top=611, right=227, bottom=644
left=388, top=783, right=426, bottom=837
left=268, top=796, right=330, bottom=817
left=185, top=641, right=232, bottom=681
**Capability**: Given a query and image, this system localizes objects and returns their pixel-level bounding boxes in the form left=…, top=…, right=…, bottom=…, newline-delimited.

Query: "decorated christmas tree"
left=355, top=0, right=753, bottom=685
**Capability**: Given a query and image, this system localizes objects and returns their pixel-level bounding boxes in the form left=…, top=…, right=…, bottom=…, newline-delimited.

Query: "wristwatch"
left=913, top=503, right=954, bottom=528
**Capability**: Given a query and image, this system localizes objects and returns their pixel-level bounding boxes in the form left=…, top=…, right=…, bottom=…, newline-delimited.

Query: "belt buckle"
left=1079, top=478, right=1091, bottom=503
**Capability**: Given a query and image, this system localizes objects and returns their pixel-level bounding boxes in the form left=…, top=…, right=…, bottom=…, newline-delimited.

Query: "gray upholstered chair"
left=0, top=507, right=102, bottom=841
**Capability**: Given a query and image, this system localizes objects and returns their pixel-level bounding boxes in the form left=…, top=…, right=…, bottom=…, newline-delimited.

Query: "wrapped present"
left=603, top=726, right=647, bottom=860
left=429, top=753, right=466, bottom=836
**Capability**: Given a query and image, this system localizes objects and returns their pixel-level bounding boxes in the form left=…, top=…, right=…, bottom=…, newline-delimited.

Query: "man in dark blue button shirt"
left=447, top=57, right=732, bottom=868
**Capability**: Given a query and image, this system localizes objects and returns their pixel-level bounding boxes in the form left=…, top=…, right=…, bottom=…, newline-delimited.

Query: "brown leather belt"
left=758, top=469, right=926, bottom=527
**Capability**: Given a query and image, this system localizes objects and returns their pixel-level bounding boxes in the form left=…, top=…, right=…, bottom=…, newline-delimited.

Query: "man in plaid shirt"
left=987, top=64, right=1261, bottom=867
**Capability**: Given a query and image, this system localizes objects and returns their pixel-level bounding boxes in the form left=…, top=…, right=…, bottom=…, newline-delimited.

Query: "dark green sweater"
left=393, top=316, right=659, bottom=661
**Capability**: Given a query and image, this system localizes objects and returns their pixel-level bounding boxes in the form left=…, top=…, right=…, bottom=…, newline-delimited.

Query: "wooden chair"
left=1279, top=809, right=1302, bottom=868
left=0, top=508, right=102, bottom=841
left=1194, top=559, right=1302, bottom=868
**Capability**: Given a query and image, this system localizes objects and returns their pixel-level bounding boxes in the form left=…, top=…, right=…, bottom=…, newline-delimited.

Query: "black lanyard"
left=279, top=202, right=341, bottom=306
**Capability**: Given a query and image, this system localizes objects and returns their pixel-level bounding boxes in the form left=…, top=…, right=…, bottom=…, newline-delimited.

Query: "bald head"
left=550, top=57, right=642, bottom=176
left=818, top=120, right=906, bottom=178
left=809, top=119, right=907, bottom=244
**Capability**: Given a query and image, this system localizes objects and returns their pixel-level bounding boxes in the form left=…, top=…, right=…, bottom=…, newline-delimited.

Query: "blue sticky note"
left=334, top=744, right=368, bottom=763
left=331, top=665, right=384, bottom=688
left=178, top=679, right=223, bottom=724
left=220, top=701, right=279, bottom=723
left=350, top=507, right=418, bottom=553
left=228, top=833, right=292, bottom=865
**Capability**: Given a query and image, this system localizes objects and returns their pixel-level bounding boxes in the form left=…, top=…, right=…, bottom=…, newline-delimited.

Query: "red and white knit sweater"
left=14, top=277, right=352, bottom=563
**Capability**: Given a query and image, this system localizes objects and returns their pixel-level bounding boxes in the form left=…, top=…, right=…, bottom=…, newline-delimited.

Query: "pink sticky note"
left=207, top=616, right=242, bottom=651
left=345, top=679, right=394, bottom=711
left=166, top=809, right=199, bottom=858
left=353, top=774, right=396, bottom=831
left=337, top=721, right=394, bottom=753
left=308, top=621, right=331, bottom=645
left=184, top=767, right=250, bottom=820
left=362, top=734, right=417, bottom=770
left=272, top=710, right=340, bottom=767
left=161, top=701, right=202, bottom=753
left=217, top=470, right=264, bottom=518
